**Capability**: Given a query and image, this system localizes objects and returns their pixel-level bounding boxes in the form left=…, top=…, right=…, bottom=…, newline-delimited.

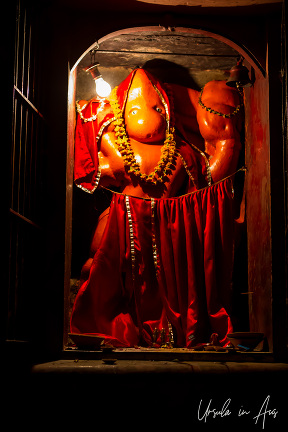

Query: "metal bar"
left=11, top=96, right=18, bottom=210
left=9, top=208, right=42, bottom=230
left=14, top=85, right=44, bottom=119
left=33, top=115, right=39, bottom=221
left=27, top=20, right=32, bottom=100
left=17, top=102, right=23, bottom=213
left=28, top=111, right=34, bottom=218
left=21, top=8, right=26, bottom=94
left=22, top=106, right=29, bottom=217
left=14, top=0, right=20, bottom=87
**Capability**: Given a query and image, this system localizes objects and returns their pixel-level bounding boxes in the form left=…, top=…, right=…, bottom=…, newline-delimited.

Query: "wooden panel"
left=80, top=31, right=239, bottom=70
left=98, top=32, right=238, bottom=55
left=76, top=31, right=239, bottom=100
left=64, top=67, right=77, bottom=347
left=245, top=68, right=273, bottom=350
left=94, top=51, right=237, bottom=70
left=137, top=0, right=282, bottom=6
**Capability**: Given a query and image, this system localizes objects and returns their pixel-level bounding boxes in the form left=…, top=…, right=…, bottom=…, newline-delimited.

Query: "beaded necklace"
left=198, top=86, right=243, bottom=118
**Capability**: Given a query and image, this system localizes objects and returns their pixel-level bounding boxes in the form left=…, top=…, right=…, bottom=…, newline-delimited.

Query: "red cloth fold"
left=70, top=179, right=234, bottom=347
left=74, top=100, right=114, bottom=192
left=74, top=68, right=174, bottom=193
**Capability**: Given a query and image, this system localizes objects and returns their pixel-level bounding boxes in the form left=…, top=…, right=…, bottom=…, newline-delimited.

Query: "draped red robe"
left=70, top=179, right=234, bottom=348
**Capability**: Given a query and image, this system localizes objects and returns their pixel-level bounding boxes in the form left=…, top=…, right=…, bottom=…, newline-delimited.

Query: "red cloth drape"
left=74, top=99, right=114, bottom=193
left=70, top=179, right=234, bottom=347
left=74, top=69, right=174, bottom=194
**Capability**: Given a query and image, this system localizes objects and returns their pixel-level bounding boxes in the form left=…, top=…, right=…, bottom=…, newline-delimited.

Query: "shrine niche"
left=65, top=27, right=266, bottom=352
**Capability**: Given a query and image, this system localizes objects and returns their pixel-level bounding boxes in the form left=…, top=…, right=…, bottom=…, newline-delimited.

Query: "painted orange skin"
left=97, top=70, right=187, bottom=199
left=80, top=70, right=243, bottom=283
left=172, top=79, right=242, bottom=183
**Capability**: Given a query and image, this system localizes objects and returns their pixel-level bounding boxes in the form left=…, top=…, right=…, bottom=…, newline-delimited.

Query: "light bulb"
left=95, top=77, right=111, bottom=98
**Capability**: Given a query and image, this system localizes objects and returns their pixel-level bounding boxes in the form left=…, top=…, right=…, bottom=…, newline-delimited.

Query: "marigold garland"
left=109, top=86, right=177, bottom=185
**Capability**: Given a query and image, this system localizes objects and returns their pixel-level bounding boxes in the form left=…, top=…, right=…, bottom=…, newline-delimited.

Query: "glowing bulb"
left=95, top=77, right=111, bottom=98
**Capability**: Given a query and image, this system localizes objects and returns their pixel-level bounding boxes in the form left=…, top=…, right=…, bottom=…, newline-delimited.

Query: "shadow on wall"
left=142, top=58, right=199, bottom=89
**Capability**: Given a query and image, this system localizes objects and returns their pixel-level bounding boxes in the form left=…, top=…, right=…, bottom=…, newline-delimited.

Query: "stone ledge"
left=31, top=358, right=288, bottom=375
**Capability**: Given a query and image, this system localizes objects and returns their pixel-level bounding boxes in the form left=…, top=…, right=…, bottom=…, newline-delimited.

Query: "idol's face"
left=124, top=70, right=167, bottom=143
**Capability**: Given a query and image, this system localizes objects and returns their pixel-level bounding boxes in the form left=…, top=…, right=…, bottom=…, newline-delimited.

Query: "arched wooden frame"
left=64, top=26, right=271, bottom=352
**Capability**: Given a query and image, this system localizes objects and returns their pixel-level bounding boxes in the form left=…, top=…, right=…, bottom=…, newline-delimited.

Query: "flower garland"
left=109, top=86, right=177, bottom=185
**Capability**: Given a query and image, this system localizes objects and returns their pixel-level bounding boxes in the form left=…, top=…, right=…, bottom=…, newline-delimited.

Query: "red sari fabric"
left=70, top=179, right=234, bottom=347
left=74, top=68, right=173, bottom=193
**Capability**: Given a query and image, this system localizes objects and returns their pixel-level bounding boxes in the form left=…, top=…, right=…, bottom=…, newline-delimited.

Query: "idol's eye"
left=131, top=110, right=137, bottom=115
left=155, top=107, right=162, bottom=113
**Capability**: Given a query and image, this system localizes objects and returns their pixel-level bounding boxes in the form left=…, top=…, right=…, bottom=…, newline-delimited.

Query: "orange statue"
left=71, top=68, right=243, bottom=348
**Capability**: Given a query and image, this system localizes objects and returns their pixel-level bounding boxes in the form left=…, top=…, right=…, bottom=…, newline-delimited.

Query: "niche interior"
left=64, top=26, right=272, bottom=355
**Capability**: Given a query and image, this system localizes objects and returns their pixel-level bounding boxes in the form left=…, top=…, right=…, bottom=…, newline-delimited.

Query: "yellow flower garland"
left=109, top=86, right=177, bottom=185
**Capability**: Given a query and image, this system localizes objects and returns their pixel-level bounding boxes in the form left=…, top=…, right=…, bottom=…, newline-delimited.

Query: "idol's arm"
left=98, top=131, right=127, bottom=188
left=196, top=80, right=243, bottom=183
